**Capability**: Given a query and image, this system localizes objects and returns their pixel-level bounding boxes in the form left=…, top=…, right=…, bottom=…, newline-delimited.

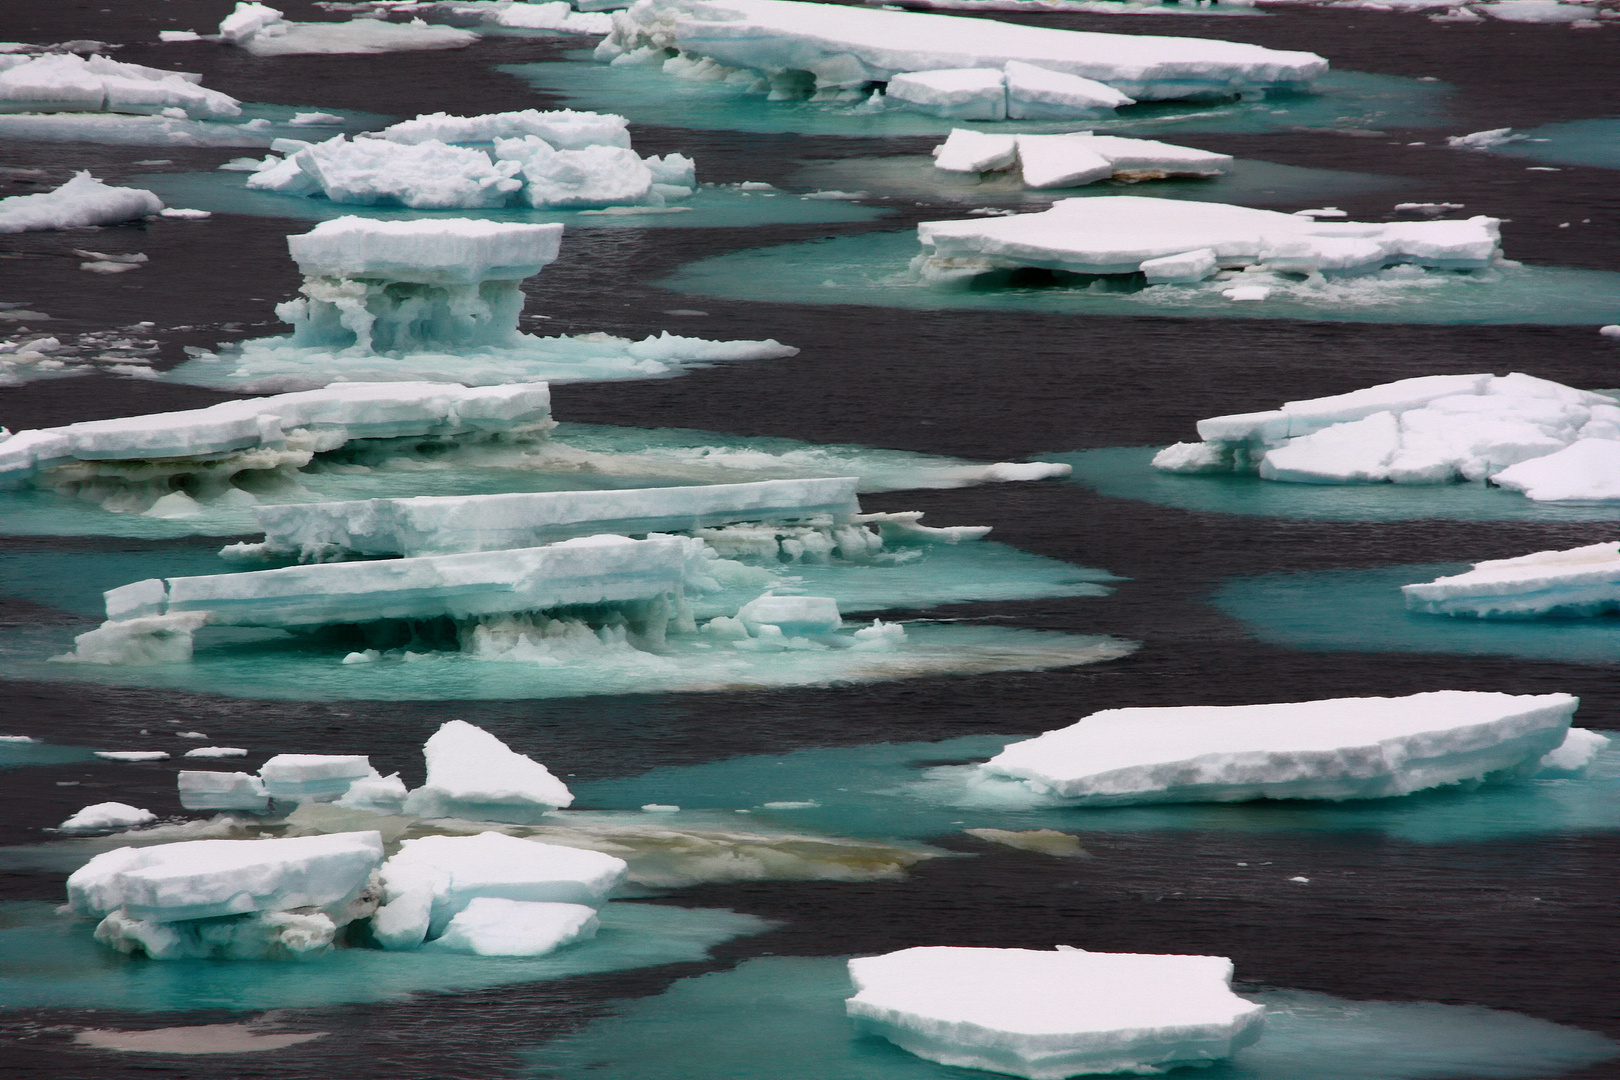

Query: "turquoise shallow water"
left=1210, top=563, right=1620, bottom=666
left=1058, top=447, right=1620, bottom=522
left=522, top=956, right=1618, bottom=1080
left=0, top=739, right=96, bottom=770
left=129, top=171, right=887, bottom=228
left=0, top=901, right=770, bottom=1012
left=660, top=230, right=1620, bottom=325
left=502, top=58, right=1451, bottom=138
left=1473, top=117, right=1620, bottom=171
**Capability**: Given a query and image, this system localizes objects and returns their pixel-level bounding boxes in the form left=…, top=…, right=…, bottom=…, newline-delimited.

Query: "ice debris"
left=403, top=719, right=574, bottom=822
left=58, top=802, right=157, bottom=833
left=980, top=691, right=1580, bottom=804
left=1402, top=541, right=1620, bottom=618
left=597, top=0, right=1326, bottom=108
left=845, top=946, right=1265, bottom=1078
left=0, top=51, right=240, bottom=118
left=932, top=129, right=1230, bottom=191
left=0, top=171, right=162, bottom=233
left=1151, top=372, right=1620, bottom=499
left=178, top=770, right=272, bottom=811
left=219, top=2, right=479, bottom=55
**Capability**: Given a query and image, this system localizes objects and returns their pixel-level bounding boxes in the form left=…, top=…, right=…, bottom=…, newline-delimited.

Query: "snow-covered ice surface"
left=0, top=52, right=240, bottom=118
left=58, top=803, right=157, bottom=834
left=0, top=102, right=392, bottom=147
left=402, top=0, right=614, bottom=35
left=1151, top=374, right=1620, bottom=499
left=979, top=691, right=1578, bottom=805
left=845, top=946, right=1264, bottom=1078
left=402, top=719, right=575, bottom=822
left=218, top=2, right=480, bottom=55
left=1402, top=542, right=1620, bottom=618
left=933, top=130, right=1231, bottom=188
left=0, top=172, right=162, bottom=233
left=597, top=0, right=1326, bottom=104
left=524, top=955, right=1619, bottom=1080
left=430, top=897, right=600, bottom=956
left=661, top=229, right=1620, bottom=325
left=504, top=52, right=1450, bottom=138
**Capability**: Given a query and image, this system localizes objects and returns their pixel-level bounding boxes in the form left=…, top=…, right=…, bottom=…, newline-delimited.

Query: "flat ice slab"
left=1403, top=542, right=1620, bottom=618
left=102, top=534, right=689, bottom=629
left=377, top=109, right=632, bottom=150
left=254, top=477, right=862, bottom=557
left=981, top=691, right=1578, bottom=804
left=919, top=196, right=1501, bottom=277
left=0, top=53, right=240, bottom=119
left=402, top=719, right=575, bottom=822
left=845, top=946, right=1265, bottom=1078
left=219, top=2, right=478, bottom=55
left=605, top=0, right=1326, bottom=102
left=67, top=830, right=384, bottom=922
left=258, top=753, right=377, bottom=801
left=178, top=770, right=271, bottom=811
left=58, top=802, right=156, bottom=833
left=287, top=217, right=564, bottom=284
left=432, top=897, right=600, bottom=956
left=936, top=131, right=1230, bottom=188
left=0, top=171, right=163, bottom=233
left=1152, top=372, right=1620, bottom=495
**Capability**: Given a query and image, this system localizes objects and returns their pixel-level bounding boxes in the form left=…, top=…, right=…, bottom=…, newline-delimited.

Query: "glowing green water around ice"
left=0, top=901, right=769, bottom=1012
left=0, top=739, right=96, bottom=770
left=1471, top=117, right=1620, bottom=170
left=521, top=956, right=1617, bottom=1080
left=128, top=171, right=887, bottom=228
left=503, top=58, right=1451, bottom=138
left=661, top=230, right=1620, bottom=325
left=1058, top=447, right=1620, bottom=522
left=1210, top=563, right=1620, bottom=666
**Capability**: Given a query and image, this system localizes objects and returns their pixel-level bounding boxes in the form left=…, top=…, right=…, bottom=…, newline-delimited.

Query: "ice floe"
left=0, top=171, right=162, bottom=233
left=980, top=691, right=1579, bottom=804
left=219, top=2, right=479, bottom=55
left=402, top=719, right=575, bottom=822
left=59, top=802, right=157, bottom=833
left=845, top=946, right=1265, bottom=1078
left=178, top=770, right=272, bottom=811
left=0, top=52, right=241, bottom=118
left=1402, top=541, right=1620, bottom=618
left=932, top=130, right=1232, bottom=190
left=597, top=0, right=1326, bottom=108
left=1152, top=373, right=1620, bottom=499
left=432, top=897, right=600, bottom=956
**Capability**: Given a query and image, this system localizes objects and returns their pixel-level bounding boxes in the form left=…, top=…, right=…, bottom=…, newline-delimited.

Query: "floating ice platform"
left=288, top=217, right=564, bottom=284
left=917, top=196, right=1501, bottom=280
left=1152, top=372, right=1620, bottom=497
left=845, top=946, right=1265, bottom=1078
left=934, top=130, right=1231, bottom=189
left=0, top=52, right=241, bottom=119
left=219, top=1, right=478, bottom=55
left=1403, top=542, right=1620, bottom=618
left=981, top=691, right=1579, bottom=804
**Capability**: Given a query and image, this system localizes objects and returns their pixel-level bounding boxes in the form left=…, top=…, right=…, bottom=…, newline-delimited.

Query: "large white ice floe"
left=598, top=0, right=1326, bottom=109
left=1151, top=372, right=1620, bottom=498
left=917, top=196, right=1501, bottom=281
left=0, top=171, right=163, bottom=233
left=979, top=691, right=1580, bottom=804
left=1402, top=541, right=1620, bottom=618
left=372, top=831, right=626, bottom=948
left=0, top=52, right=241, bottom=118
left=218, top=2, right=479, bottom=55
left=845, top=946, right=1265, bottom=1078
left=402, top=719, right=575, bottom=822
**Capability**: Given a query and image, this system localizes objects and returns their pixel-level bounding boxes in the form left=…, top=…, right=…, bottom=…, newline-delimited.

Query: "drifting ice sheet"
left=377, top=108, right=632, bottom=149
left=845, top=946, right=1265, bottom=1078
left=403, top=719, right=575, bottom=822
left=981, top=691, right=1578, bottom=804
left=0, top=52, right=240, bottom=118
left=0, top=171, right=163, bottom=233
left=58, top=802, right=156, bottom=833
left=219, top=2, right=479, bottom=55
left=1402, top=541, right=1620, bottom=618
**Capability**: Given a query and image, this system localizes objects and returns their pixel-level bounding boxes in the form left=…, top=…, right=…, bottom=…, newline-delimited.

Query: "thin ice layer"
left=1402, top=541, right=1620, bottom=618
left=253, top=477, right=863, bottom=557
left=403, top=719, right=574, bottom=822
left=981, top=691, right=1578, bottom=804
left=846, top=946, right=1265, bottom=1079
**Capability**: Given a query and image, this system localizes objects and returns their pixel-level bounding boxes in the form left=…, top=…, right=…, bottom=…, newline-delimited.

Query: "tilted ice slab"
left=68, top=830, right=384, bottom=922
left=1152, top=372, right=1620, bottom=496
left=253, top=477, right=864, bottom=557
left=219, top=2, right=479, bottom=55
left=980, top=691, right=1579, bottom=804
left=402, top=719, right=575, bottom=822
left=0, top=52, right=241, bottom=119
left=259, top=753, right=379, bottom=801
left=0, top=171, right=163, bottom=233
left=918, top=196, right=1501, bottom=280
left=0, top=381, right=553, bottom=488
left=1403, top=541, right=1620, bottom=618
left=59, top=802, right=157, bottom=833
left=599, top=0, right=1326, bottom=103
left=932, top=130, right=1231, bottom=188
left=845, top=946, right=1265, bottom=1078
left=101, top=534, right=689, bottom=630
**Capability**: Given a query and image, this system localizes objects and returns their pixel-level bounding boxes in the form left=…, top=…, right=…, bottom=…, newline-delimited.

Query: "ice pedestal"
left=980, top=691, right=1579, bottom=805
left=1403, top=542, right=1620, bottom=618
left=0, top=171, right=165, bottom=233
left=178, top=770, right=272, bottom=811
left=845, top=946, right=1265, bottom=1078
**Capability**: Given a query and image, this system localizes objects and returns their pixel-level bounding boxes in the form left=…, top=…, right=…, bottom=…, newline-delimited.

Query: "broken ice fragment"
left=59, top=802, right=156, bottom=833
left=1402, top=541, right=1620, bottom=618
left=177, top=770, right=271, bottom=811
left=431, top=897, right=600, bottom=956
left=0, top=171, right=163, bottom=233
left=402, top=719, right=574, bottom=822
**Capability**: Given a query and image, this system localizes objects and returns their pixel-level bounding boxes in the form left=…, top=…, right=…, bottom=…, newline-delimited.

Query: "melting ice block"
left=374, top=831, right=626, bottom=945
left=980, top=691, right=1579, bottom=804
left=1152, top=372, right=1620, bottom=495
left=845, top=946, right=1265, bottom=1078
left=258, top=753, right=377, bottom=802
left=101, top=534, right=689, bottom=630
left=403, top=719, right=574, bottom=822
left=253, top=477, right=863, bottom=558
left=0, top=53, right=241, bottom=118
left=377, top=108, right=633, bottom=150
left=432, top=897, right=600, bottom=956
left=177, top=770, right=272, bottom=811
left=918, top=196, right=1500, bottom=278
left=287, top=216, right=563, bottom=284
left=601, top=0, right=1326, bottom=103
left=1403, top=541, right=1620, bottom=618
left=0, top=171, right=163, bottom=233
left=67, top=831, right=384, bottom=922
left=58, top=802, right=157, bottom=833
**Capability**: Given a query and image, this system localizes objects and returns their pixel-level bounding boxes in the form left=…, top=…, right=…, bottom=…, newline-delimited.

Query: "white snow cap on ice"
left=0, top=52, right=240, bottom=119
left=1402, top=541, right=1620, bottom=619
left=287, top=217, right=564, bottom=285
left=845, top=946, right=1265, bottom=1078
left=402, top=719, right=574, bottom=821
left=67, top=830, right=384, bottom=922
left=258, top=753, right=377, bottom=801
left=378, top=109, right=632, bottom=150
left=0, top=171, right=162, bottom=233
left=981, top=691, right=1579, bottom=804
left=432, top=897, right=601, bottom=956
left=58, top=802, right=157, bottom=833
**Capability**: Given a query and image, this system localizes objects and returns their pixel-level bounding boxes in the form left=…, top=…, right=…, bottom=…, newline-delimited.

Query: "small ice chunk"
left=1599, top=325, right=1620, bottom=339
left=258, top=753, right=376, bottom=802
left=846, top=946, right=1265, bottom=1078
left=336, top=772, right=408, bottom=815
left=886, top=69, right=1008, bottom=121
left=183, top=746, right=248, bottom=758
left=289, top=111, right=345, bottom=126
left=641, top=803, right=681, bottom=812
left=94, top=750, right=170, bottom=762
left=1141, top=248, right=1217, bottom=284
left=933, top=128, right=1019, bottom=174
left=737, top=595, right=842, bottom=636
left=0, top=171, right=163, bottom=233
left=158, top=208, right=212, bottom=219
left=1003, top=60, right=1132, bottom=119
left=1533, top=728, right=1610, bottom=777
left=401, top=719, right=573, bottom=823
left=432, top=898, right=600, bottom=956
left=1222, top=284, right=1272, bottom=302
left=1015, top=134, right=1113, bottom=189
left=59, top=802, right=156, bottom=833
left=159, top=30, right=202, bottom=42
left=178, top=770, right=271, bottom=811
